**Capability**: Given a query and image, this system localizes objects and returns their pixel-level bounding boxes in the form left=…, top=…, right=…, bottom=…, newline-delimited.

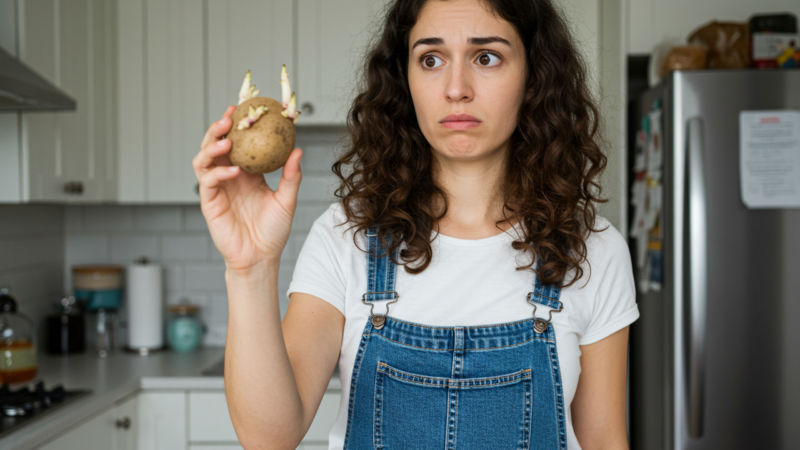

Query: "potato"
left=227, top=97, right=296, bottom=174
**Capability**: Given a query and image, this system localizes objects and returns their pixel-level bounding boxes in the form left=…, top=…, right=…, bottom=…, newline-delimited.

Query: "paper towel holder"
left=125, top=255, right=166, bottom=356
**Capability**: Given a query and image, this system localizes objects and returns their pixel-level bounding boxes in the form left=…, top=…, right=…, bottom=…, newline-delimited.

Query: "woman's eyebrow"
left=411, top=36, right=511, bottom=51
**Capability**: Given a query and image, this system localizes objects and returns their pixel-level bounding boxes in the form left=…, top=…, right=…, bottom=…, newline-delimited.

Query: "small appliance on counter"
left=45, top=296, right=86, bottom=355
left=0, top=289, right=37, bottom=384
left=0, top=381, right=90, bottom=440
left=72, top=265, right=123, bottom=358
left=126, top=257, right=164, bottom=355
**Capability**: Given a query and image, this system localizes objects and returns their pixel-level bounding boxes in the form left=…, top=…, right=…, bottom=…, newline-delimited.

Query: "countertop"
left=0, top=348, right=341, bottom=450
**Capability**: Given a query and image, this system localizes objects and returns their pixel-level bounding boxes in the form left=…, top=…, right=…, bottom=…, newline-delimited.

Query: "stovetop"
left=0, top=381, right=91, bottom=440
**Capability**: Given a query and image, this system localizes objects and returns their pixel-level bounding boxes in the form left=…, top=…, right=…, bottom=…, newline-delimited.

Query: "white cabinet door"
left=18, top=0, right=64, bottom=203
left=145, top=0, right=205, bottom=203
left=296, top=0, right=390, bottom=125
left=115, top=0, right=204, bottom=203
left=303, top=391, right=340, bottom=441
left=115, top=0, right=146, bottom=202
left=137, top=391, right=187, bottom=450
left=188, top=391, right=239, bottom=442
left=113, top=394, right=138, bottom=450
left=36, top=406, right=115, bottom=450
left=17, top=0, right=113, bottom=203
left=206, top=0, right=294, bottom=126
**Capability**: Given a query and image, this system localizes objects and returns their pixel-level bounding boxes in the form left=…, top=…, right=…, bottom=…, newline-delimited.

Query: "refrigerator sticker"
left=739, top=110, right=800, bottom=208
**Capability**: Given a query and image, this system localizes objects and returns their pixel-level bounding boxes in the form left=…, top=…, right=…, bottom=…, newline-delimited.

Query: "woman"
left=193, top=0, right=638, bottom=448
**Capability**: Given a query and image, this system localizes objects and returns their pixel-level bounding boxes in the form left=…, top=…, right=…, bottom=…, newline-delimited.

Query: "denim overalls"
left=342, top=226, right=567, bottom=449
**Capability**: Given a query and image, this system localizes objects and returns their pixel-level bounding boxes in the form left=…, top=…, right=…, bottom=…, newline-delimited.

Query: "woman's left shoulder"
left=570, top=215, right=639, bottom=345
left=583, top=215, right=631, bottom=266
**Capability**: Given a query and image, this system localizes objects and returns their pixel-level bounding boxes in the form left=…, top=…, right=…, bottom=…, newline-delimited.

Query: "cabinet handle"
left=115, top=416, right=131, bottom=430
left=195, top=182, right=200, bottom=194
left=63, top=181, right=84, bottom=195
left=301, top=102, right=314, bottom=116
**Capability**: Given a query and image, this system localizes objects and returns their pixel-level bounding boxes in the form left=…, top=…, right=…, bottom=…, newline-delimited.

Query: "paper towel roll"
left=126, top=262, right=163, bottom=350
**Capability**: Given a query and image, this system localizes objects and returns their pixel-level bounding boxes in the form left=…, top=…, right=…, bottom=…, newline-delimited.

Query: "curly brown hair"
left=331, top=0, right=608, bottom=287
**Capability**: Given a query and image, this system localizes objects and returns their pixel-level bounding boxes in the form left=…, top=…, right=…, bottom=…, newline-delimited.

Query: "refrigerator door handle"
left=685, top=117, right=708, bottom=438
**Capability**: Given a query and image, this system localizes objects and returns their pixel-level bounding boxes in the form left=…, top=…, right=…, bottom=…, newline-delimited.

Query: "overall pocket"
left=374, top=361, right=533, bottom=449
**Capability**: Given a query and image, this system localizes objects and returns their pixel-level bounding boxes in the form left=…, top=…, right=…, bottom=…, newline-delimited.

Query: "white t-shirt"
left=287, top=202, right=639, bottom=450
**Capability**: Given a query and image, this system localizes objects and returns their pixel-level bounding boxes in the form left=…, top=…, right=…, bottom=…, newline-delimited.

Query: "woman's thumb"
left=275, top=148, right=303, bottom=205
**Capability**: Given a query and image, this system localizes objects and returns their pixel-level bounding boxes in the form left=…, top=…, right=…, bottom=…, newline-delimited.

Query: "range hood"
left=0, top=46, right=76, bottom=111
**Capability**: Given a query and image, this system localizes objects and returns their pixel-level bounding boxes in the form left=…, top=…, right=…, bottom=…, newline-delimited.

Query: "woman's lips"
left=440, top=113, right=481, bottom=130
left=441, top=121, right=481, bottom=130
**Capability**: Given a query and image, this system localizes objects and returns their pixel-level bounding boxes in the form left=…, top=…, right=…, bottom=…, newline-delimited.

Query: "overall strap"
left=527, top=257, right=564, bottom=334
left=362, top=224, right=399, bottom=329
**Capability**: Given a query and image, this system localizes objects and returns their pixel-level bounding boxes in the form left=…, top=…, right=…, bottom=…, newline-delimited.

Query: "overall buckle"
left=362, top=291, right=399, bottom=329
left=526, top=292, right=563, bottom=334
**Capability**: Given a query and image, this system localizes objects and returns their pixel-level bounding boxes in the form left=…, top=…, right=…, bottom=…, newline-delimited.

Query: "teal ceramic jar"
left=167, top=304, right=203, bottom=353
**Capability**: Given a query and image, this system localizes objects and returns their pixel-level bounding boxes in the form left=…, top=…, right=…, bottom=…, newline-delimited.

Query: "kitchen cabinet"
left=117, top=0, right=390, bottom=203
left=205, top=0, right=295, bottom=128
left=188, top=389, right=341, bottom=448
left=35, top=394, right=137, bottom=450
left=136, top=391, right=187, bottom=450
left=116, top=0, right=205, bottom=203
left=0, top=0, right=117, bottom=203
left=295, top=0, right=390, bottom=125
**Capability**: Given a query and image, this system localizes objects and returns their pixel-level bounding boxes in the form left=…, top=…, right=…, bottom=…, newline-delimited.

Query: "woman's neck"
left=431, top=144, right=517, bottom=240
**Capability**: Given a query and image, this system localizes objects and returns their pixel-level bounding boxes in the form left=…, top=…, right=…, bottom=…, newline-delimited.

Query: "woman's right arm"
left=193, top=106, right=343, bottom=449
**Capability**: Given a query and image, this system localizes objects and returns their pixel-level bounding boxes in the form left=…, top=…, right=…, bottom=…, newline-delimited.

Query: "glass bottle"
left=0, top=289, right=37, bottom=383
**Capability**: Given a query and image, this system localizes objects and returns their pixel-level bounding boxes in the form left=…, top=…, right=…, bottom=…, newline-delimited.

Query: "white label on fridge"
left=739, top=110, right=800, bottom=209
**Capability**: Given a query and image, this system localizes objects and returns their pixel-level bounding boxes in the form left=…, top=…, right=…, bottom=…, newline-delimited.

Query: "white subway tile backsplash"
left=65, top=206, right=82, bottom=231
left=167, top=290, right=210, bottom=307
left=163, top=264, right=184, bottom=290
left=0, top=205, right=65, bottom=236
left=83, top=206, right=133, bottom=231
left=134, top=206, right=181, bottom=231
left=0, top=235, right=63, bottom=272
left=292, top=202, right=333, bottom=232
left=209, top=292, right=229, bottom=322
left=184, top=263, right=227, bottom=291
left=298, top=174, right=338, bottom=202
left=282, top=231, right=309, bottom=262
left=162, top=235, right=210, bottom=261
left=299, top=142, right=339, bottom=174
left=0, top=262, right=64, bottom=301
left=0, top=204, right=66, bottom=344
left=110, top=235, right=160, bottom=262
left=182, top=206, right=208, bottom=231
left=66, top=234, right=109, bottom=262
left=210, top=242, right=224, bottom=261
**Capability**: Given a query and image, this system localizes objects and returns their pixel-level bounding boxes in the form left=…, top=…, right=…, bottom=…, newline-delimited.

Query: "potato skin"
left=227, top=97, right=296, bottom=174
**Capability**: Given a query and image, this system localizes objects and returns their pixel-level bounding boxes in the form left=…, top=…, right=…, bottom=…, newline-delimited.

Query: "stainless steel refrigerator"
left=628, top=69, right=800, bottom=450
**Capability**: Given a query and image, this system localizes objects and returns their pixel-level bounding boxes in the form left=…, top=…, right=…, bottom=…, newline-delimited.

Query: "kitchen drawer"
left=189, top=446, right=244, bottom=450
left=304, top=391, right=341, bottom=441
left=189, top=392, right=238, bottom=442
left=188, top=390, right=341, bottom=444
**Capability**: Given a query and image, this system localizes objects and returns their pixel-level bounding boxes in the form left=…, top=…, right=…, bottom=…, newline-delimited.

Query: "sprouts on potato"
left=226, top=65, right=300, bottom=174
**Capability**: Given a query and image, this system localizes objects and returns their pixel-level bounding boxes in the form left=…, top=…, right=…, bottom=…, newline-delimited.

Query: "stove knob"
left=116, top=417, right=132, bottom=430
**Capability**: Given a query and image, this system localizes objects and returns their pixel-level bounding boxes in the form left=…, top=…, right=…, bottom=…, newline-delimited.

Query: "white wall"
left=628, top=0, right=800, bottom=54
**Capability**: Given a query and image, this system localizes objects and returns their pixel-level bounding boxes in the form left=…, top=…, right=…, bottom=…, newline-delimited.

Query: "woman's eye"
left=476, top=52, right=501, bottom=67
left=421, top=54, right=443, bottom=69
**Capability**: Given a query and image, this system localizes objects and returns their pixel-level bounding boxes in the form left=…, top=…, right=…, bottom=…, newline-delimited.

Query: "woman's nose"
left=445, top=60, right=474, bottom=102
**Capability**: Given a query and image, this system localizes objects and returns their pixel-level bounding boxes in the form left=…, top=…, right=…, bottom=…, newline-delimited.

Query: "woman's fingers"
left=274, top=148, right=303, bottom=209
left=200, top=105, right=236, bottom=149
left=194, top=106, right=236, bottom=174
left=198, top=164, right=241, bottom=200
